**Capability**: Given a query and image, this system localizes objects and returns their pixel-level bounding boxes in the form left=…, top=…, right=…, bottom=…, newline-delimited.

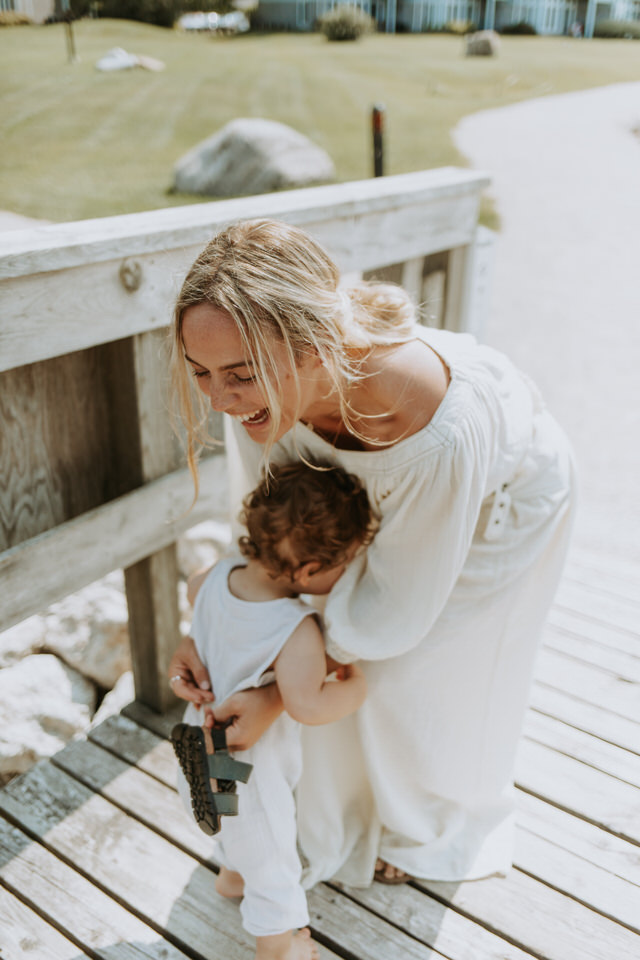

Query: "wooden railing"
left=0, top=167, right=490, bottom=711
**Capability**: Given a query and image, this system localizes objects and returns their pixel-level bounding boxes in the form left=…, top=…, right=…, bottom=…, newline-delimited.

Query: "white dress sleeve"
left=322, top=429, right=492, bottom=664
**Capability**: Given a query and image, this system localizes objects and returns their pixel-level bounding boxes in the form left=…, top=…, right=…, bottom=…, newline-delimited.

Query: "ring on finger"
left=169, top=674, right=183, bottom=687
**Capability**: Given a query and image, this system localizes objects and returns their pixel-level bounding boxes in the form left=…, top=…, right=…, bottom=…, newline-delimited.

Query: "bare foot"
left=255, top=928, right=319, bottom=960
left=215, top=867, right=244, bottom=898
left=374, top=858, right=410, bottom=883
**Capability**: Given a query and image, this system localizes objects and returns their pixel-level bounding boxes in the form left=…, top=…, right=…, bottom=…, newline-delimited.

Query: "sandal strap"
left=211, top=793, right=238, bottom=816
left=207, top=752, right=253, bottom=783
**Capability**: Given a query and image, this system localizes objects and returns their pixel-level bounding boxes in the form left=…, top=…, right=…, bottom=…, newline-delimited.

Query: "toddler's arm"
left=274, top=616, right=366, bottom=725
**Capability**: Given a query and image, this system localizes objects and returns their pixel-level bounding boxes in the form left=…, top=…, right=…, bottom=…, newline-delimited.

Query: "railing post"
left=443, top=241, right=476, bottom=334
left=123, top=328, right=182, bottom=713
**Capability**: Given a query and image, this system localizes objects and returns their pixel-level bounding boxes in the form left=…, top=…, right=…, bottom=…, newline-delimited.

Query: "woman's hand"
left=168, top=635, right=215, bottom=707
left=206, top=685, right=284, bottom=751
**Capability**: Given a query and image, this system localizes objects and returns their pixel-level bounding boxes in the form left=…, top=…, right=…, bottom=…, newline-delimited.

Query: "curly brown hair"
left=238, top=461, right=375, bottom=580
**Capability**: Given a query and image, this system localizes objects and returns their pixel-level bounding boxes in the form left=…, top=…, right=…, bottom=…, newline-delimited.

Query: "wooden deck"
left=1, top=546, right=638, bottom=960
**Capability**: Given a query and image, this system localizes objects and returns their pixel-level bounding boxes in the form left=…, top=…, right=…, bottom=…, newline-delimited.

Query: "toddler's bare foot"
left=287, top=929, right=319, bottom=960
left=374, top=858, right=410, bottom=883
left=215, top=867, right=244, bottom=898
left=255, top=928, right=319, bottom=960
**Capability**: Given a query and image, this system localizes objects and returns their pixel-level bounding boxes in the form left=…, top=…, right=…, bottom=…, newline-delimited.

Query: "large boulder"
left=465, top=30, right=500, bottom=56
left=0, top=655, right=96, bottom=784
left=173, top=118, right=336, bottom=197
left=40, top=571, right=131, bottom=690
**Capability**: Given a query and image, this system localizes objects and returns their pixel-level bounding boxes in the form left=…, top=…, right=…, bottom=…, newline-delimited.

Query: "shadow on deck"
left=1, top=545, right=639, bottom=960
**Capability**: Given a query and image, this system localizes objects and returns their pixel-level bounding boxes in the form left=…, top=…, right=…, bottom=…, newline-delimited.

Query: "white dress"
left=224, top=326, right=576, bottom=886
left=179, top=558, right=314, bottom=936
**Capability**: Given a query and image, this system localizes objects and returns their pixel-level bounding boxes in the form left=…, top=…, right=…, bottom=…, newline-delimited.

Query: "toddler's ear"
left=291, top=561, right=322, bottom=589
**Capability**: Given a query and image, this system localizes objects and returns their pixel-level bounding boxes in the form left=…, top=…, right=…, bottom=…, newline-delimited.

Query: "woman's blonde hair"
left=170, top=218, right=417, bottom=490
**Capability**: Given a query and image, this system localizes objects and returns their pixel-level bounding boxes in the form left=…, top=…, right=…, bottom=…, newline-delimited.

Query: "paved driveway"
left=454, top=82, right=640, bottom=564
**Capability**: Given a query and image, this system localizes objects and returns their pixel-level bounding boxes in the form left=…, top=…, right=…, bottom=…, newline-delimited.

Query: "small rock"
left=95, top=47, right=140, bottom=72
left=173, top=118, right=336, bottom=197
left=466, top=30, right=500, bottom=56
left=0, top=655, right=96, bottom=784
left=90, top=671, right=135, bottom=729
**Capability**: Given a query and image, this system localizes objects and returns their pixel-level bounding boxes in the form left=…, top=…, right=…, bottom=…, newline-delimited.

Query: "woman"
left=168, top=219, right=575, bottom=886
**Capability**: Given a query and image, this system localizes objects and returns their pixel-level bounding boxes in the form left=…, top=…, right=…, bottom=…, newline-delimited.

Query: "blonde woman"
left=168, top=219, right=575, bottom=887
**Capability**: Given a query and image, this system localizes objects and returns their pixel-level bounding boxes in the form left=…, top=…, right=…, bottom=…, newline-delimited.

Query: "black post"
left=372, top=104, right=385, bottom=178
left=61, top=0, right=77, bottom=64
left=64, top=17, right=77, bottom=63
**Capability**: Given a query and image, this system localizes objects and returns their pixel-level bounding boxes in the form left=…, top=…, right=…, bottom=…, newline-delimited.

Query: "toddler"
left=172, top=461, right=374, bottom=960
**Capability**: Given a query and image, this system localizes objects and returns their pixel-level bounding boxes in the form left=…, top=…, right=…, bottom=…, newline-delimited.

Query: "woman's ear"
left=291, top=561, right=322, bottom=588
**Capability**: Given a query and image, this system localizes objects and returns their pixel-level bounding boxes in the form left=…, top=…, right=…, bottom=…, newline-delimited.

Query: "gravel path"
left=454, top=82, right=640, bottom=565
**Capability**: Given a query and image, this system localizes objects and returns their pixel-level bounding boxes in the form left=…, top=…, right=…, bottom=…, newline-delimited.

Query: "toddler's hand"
left=336, top=662, right=365, bottom=682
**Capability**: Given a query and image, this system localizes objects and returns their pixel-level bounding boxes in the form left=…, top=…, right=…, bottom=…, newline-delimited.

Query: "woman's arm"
left=168, top=635, right=214, bottom=707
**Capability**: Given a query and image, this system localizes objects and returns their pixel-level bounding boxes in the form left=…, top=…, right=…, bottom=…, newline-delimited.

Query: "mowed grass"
left=2, top=20, right=640, bottom=222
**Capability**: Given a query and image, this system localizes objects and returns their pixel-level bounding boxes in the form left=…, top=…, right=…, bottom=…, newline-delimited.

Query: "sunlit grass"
left=1, top=21, right=639, bottom=222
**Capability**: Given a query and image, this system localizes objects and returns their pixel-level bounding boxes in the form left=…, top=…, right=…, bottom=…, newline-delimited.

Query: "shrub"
left=594, top=19, right=640, bottom=39
left=318, top=4, right=374, bottom=41
left=443, top=19, right=476, bottom=35
left=500, top=21, right=537, bottom=35
left=0, top=10, right=32, bottom=24
left=98, top=0, right=182, bottom=28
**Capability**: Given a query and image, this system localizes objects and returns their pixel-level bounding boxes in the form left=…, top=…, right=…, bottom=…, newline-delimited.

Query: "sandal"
left=374, top=862, right=413, bottom=885
left=171, top=722, right=253, bottom=836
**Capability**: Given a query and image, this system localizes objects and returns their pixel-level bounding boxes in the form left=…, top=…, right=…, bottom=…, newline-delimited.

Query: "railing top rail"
left=0, top=168, right=489, bottom=281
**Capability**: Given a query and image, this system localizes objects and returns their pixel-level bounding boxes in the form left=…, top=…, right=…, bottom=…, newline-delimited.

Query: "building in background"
left=253, top=0, right=640, bottom=35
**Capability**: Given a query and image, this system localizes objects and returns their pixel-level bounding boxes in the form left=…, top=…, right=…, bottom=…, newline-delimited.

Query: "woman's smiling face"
left=181, top=303, right=320, bottom=444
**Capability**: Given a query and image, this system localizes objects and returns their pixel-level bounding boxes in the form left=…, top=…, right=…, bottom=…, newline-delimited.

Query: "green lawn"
left=2, top=21, right=640, bottom=223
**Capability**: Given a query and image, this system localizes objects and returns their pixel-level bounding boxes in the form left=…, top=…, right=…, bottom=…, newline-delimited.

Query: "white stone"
left=177, top=519, right=232, bottom=579
left=0, top=614, right=46, bottom=668
left=90, top=671, right=135, bottom=729
left=465, top=30, right=500, bottom=56
left=173, top=118, right=336, bottom=197
left=95, top=47, right=140, bottom=72
left=41, top=570, right=131, bottom=690
left=0, top=655, right=96, bottom=784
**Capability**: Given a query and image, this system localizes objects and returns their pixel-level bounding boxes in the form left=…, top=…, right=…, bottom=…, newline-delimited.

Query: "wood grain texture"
left=123, top=328, right=185, bottom=710
left=529, top=682, right=640, bottom=755
left=0, top=346, right=127, bottom=550
left=330, top=880, right=534, bottom=960
left=416, top=868, right=640, bottom=960
left=515, top=736, right=640, bottom=843
left=515, top=789, right=640, bottom=889
left=534, top=646, right=640, bottom=724
left=0, top=819, right=192, bottom=959
left=0, top=169, right=489, bottom=279
left=89, top=713, right=178, bottom=786
left=523, top=710, right=640, bottom=788
left=0, top=453, right=227, bottom=633
left=0, top=171, right=487, bottom=373
left=0, top=886, right=91, bottom=960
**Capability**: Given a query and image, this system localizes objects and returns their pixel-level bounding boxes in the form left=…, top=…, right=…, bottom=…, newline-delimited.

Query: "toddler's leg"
left=255, top=928, right=318, bottom=960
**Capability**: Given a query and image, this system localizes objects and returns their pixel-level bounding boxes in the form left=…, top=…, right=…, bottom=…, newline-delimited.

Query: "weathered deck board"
left=1, top=551, right=639, bottom=960
left=0, top=819, right=192, bottom=959
left=0, top=885, right=92, bottom=960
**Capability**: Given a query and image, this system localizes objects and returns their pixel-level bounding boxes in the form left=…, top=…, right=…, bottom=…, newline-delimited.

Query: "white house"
left=1, top=0, right=55, bottom=21
left=254, top=0, right=640, bottom=34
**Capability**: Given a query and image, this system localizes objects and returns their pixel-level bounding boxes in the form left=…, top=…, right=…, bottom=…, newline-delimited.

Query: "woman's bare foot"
left=374, top=858, right=410, bottom=884
left=255, top=928, right=319, bottom=960
left=215, top=867, right=244, bottom=898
